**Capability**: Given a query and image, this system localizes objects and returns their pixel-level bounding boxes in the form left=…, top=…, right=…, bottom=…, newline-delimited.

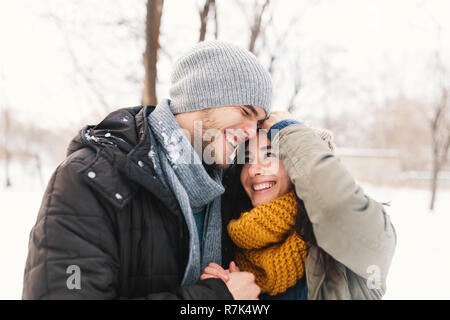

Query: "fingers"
left=207, top=262, right=226, bottom=272
left=229, top=261, right=240, bottom=273
left=202, top=263, right=229, bottom=282
left=259, top=110, right=294, bottom=130
left=200, top=273, right=219, bottom=281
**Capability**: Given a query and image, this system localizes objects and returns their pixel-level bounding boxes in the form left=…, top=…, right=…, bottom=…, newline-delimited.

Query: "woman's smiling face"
left=240, top=133, right=293, bottom=207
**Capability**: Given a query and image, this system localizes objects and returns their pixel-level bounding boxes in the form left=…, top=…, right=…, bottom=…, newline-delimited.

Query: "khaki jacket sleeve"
left=273, top=124, right=396, bottom=283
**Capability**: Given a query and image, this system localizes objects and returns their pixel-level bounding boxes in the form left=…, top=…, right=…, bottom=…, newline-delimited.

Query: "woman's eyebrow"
left=260, top=145, right=272, bottom=151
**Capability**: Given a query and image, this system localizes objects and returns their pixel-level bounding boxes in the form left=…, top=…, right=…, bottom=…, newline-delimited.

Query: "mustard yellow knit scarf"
left=227, top=190, right=310, bottom=296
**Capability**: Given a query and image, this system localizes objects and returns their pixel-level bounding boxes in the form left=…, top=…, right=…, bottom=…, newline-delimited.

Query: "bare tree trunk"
left=429, top=88, right=450, bottom=210
left=429, top=134, right=450, bottom=210
left=430, top=144, right=440, bottom=210
left=199, top=0, right=216, bottom=42
left=248, top=0, right=270, bottom=54
left=213, top=1, right=218, bottom=39
left=432, top=131, right=450, bottom=210
left=427, top=19, right=450, bottom=211
left=142, top=0, right=164, bottom=106
left=429, top=106, right=440, bottom=211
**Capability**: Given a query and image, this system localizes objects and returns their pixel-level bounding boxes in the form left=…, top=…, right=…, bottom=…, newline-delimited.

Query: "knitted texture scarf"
left=147, top=99, right=225, bottom=285
left=227, top=190, right=310, bottom=296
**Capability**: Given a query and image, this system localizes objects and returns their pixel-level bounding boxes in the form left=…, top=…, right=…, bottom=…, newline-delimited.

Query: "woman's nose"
left=248, top=162, right=263, bottom=177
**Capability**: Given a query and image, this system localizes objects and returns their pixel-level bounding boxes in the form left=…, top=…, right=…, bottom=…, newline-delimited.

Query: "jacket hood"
left=67, top=105, right=151, bottom=158
left=62, top=105, right=182, bottom=212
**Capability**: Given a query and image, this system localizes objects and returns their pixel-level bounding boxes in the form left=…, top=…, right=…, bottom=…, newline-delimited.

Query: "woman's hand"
left=201, top=262, right=260, bottom=299
left=260, top=111, right=312, bottom=131
left=200, top=261, right=240, bottom=283
left=259, top=111, right=293, bottom=131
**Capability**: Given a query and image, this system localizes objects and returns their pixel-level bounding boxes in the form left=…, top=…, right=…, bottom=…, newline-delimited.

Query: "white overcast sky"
left=1, top=0, right=450, bottom=128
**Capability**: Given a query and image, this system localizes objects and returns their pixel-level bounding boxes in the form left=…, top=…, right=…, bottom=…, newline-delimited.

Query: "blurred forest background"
left=0, top=0, right=450, bottom=209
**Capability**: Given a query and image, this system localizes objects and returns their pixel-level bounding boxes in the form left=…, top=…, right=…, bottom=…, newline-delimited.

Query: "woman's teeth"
left=252, top=182, right=275, bottom=191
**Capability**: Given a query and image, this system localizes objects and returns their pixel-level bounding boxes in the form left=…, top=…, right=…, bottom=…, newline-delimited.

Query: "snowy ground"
left=1, top=166, right=449, bottom=299
left=362, top=184, right=450, bottom=300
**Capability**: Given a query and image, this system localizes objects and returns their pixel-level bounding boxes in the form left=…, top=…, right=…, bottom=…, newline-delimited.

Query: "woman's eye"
left=241, top=108, right=249, bottom=116
left=265, top=152, right=276, bottom=158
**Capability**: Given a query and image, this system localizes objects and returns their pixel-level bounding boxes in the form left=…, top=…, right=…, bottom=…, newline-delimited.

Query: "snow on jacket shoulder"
left=22, top=106, right=233, bottom=300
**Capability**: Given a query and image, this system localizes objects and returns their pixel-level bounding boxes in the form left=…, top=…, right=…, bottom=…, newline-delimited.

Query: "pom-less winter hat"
left=169, top=40, right=273, bottom=116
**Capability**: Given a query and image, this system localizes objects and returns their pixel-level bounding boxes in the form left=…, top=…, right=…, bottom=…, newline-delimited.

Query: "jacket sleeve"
left=22, top=155, right=233, bottom=300
left=272, top=124, right=397, bottom=284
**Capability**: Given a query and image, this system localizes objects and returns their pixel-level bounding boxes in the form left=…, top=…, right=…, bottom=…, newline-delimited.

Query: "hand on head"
left=259, top=110, right=313, bottom=131
left=259, top=110, right=294, bottom=131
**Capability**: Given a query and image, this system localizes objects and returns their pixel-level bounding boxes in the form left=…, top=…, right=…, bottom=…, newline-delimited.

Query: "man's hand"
left=200, top=261, right=240, bottom=283
left=259, top=111, right=293, bottom=131
left=200, top=262, right=260, bottom=300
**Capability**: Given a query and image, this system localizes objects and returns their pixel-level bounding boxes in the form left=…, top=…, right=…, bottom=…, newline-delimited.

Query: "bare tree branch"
left=213, top=0, right=219, bottom=39
left=46, top=12, right=113, bottom=113
left=427, top=13, right=450, bottom=210
left=199, top=0, right=215, bottom=42
left=248, top=0, right=270, bottom=54
left=142, top=0, right=164, bottom=106
left=261, top=0, right=321, bottom=113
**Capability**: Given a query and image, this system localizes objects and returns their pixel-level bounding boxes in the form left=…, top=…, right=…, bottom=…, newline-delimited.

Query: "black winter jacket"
left=22, top=106, right=234, bottom=300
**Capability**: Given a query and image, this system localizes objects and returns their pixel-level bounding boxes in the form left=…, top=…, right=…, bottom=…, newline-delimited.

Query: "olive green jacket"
left=273, top=124, right=397, bottom=300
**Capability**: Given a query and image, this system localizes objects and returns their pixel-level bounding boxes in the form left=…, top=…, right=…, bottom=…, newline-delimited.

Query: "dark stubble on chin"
left=197, top=109, right=229, bottom=169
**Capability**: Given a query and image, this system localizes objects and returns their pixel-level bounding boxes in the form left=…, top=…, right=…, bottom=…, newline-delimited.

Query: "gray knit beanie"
left=169, top=41, right=273, bottom=116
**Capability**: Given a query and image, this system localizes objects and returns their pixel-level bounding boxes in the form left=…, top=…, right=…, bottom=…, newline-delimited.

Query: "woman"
left=201, top=113, right=397, bottom=300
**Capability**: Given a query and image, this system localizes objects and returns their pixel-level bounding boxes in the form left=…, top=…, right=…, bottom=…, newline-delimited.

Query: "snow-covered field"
left=362, top=184, right=450, bottom=299
left=1, top=166, right=449, bottom=300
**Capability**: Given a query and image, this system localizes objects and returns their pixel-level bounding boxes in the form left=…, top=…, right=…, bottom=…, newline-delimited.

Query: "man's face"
left=198, top=105, right=267, bottom=169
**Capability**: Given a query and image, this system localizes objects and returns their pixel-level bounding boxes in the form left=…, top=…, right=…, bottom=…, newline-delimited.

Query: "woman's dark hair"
left=221, top=139, right=339, bottom=280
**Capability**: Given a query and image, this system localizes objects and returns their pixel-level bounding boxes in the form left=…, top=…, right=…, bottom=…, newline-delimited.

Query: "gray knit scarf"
left=147, top=99, right=225, bottom=285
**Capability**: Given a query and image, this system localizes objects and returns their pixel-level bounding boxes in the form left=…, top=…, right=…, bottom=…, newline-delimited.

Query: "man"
left=22, top=41, right=272, bottom=299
